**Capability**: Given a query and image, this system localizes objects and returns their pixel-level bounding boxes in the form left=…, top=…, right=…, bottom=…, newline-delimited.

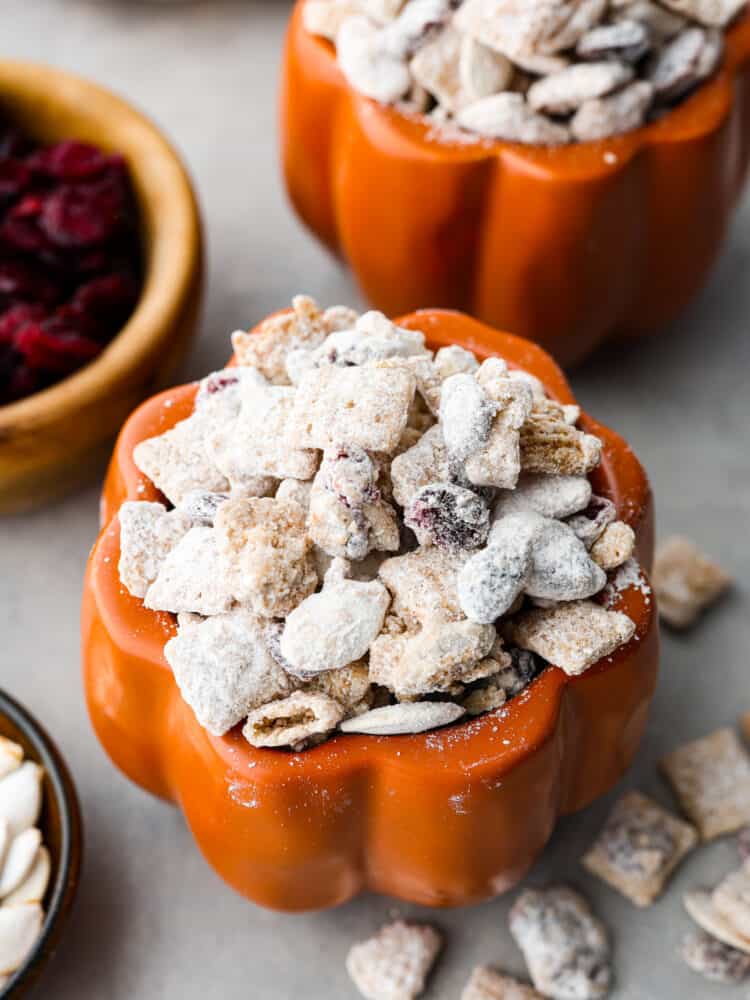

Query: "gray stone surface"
left=1, top=0, right=749, bottom=996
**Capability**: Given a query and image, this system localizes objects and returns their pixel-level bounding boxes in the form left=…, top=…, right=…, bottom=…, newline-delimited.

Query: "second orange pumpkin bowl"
left=281, top=5, right=750, bottom=366
left=81, top=309, right=659, bottom=912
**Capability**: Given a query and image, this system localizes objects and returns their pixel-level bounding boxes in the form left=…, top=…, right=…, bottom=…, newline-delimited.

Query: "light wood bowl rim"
left=0, top=58, right=202, bottom=434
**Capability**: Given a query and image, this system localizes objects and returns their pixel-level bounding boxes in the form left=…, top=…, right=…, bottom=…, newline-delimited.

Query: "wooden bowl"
left=0, top=60, right=203, bottom=515
left=0, top=690, right=82, bottom=997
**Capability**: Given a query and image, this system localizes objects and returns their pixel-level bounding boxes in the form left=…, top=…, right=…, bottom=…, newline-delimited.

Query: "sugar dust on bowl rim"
left=281, top=0, right=750, bottom=365
left=82, top=311, right=658, bottom=911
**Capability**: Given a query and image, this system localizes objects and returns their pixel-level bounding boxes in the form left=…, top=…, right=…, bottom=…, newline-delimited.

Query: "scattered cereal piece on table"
left=461, top=966, right=543, bottom=1000
left=684, top=888, right=750, bottom=955
left=652, top=535, right=731, bottom=629
left=680, top=929, right=750, bottom=983
left=582, top=790, right=698, bottom=906
left=660, top=728, right=750, bottom=839
left=509, top=885, right=611, bottom=1000
left=346, top=921, right=442, bottom=999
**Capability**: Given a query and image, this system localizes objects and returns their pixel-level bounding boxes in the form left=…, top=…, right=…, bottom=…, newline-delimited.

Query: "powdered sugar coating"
left=164, top=611, right=291, bottom=735
left=118, top=501, right=192, bottom=598
left=680, top=929, right=750, bottom=983
left=508, top=600, right=635, bottom=676
left=215, top=497, right=318, bottom=617
left=290, top=364, right=416, bottom=454
left=494, top=472, right=592, bottom=521
left=281, top=572, right=390, bottom=676
left=346, top=921, right=442, bottom=999
left=660, top=728, right=750, bottom=839
left=461, top=967, right=543, bottom=1000
left=144, top=526, right=234, bottom=617
left=509, top=886, right=611, bottom=1000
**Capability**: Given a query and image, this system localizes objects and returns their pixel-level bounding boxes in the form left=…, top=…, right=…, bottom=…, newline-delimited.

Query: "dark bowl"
left=0, top=690, right=82, bottom=998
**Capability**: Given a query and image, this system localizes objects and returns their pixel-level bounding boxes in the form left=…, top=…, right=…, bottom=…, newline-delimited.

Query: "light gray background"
left=1, top=1, right=748, bottom=997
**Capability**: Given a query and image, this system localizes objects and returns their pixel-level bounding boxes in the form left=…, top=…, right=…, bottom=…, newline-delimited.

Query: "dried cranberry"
left=72, top=272, right=137, bottom=320
left=27, top=141, right=119, bottom=181
left=0, top=262, right=59, bottom=305
left=405, top=482, right=490, bottom=550
left=0, top=303, right=46, bottom=346
left=15, top=322, right=101, bottom=373
left=40, top=179, right=124, bottom=248
left=0, top=159, right=30, bottom=202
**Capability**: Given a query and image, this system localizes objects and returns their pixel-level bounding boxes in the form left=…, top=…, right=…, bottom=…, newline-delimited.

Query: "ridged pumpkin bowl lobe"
left=281, top=5, right=750, bottom=365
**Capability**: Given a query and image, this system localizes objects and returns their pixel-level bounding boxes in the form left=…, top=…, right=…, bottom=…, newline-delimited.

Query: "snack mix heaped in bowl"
left=302, top=0, right=747, bottom=143
left=112, top=296, right=642, bottom=751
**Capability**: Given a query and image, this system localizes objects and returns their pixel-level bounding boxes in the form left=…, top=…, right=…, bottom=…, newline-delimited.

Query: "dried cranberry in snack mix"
left=0, top=119, right=141, bottom=405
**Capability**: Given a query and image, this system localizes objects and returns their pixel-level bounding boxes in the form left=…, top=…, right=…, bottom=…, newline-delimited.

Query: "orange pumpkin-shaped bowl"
left=81, top=309, right=658, bottom=912
left=281, top=5, right=750, bottom=365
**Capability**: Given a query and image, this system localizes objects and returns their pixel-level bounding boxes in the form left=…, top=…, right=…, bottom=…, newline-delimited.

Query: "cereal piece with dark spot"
left=571, top=80, right=654, bottom=141
left=391, top=424, right=454, bottom=508
left=582, top=791, right=698, bottom=906
left=653, top=535, right=731, bottom=629
left=346, top=921, right=442, bottom=999
left=647, top=26, right=723, bottom=102
left=243, top=692, right=345, bottom=750
left=520, top=398, right=602, bottom=477
left=528, top=61, right=635, bottom=115
left=176, top=490, right=230, bottom=526
left=215, top=497, right=318, bottom=617
left=405, top=482, right=490, bottom=550
left=566, top=496, right=617, bottom=549
left=680, top=930, right=750, bottom=983
left=590, top=521, right=635, bottom=571
left=576, top=20, right=653, bottom=62
left=660, top=728, right=750, bottom=839
left=508, top=600, right=635, bottom=676
left=509, top=885, right=611, bottom=1000
left=164, top=610, right=292, bottom=735
left=461, top=966, right=543, bottom=1000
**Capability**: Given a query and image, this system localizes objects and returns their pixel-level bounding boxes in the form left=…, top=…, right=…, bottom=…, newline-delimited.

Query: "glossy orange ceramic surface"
left=281, top=6, right=750, bottom=365
left=82, top=310, right=659, bottom=911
